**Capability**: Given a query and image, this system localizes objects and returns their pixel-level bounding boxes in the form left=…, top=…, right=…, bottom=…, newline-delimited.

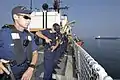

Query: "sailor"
left=54, top=32, right=68, bottom=66
left=0, top=6, right=38, bottom=80
left=60, top=33, right=68, bottom=56
left=36, top=23, right=60, bottom=80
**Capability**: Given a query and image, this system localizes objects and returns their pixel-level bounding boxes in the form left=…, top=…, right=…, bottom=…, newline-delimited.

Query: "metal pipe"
left=43, top=11, right=44, bottom=28
left=45, top=11, right=47, bottom=29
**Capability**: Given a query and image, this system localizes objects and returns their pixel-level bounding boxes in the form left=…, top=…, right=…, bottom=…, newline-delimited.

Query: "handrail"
left=71, top=39, right=113, bottom=80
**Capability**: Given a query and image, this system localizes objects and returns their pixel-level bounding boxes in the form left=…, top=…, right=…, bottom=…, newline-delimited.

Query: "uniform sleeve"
left=0, top=30, right=4, bottom=59
left=0, top=30, right=3, bottom=47
left=41, top=30, right=48, bottom=36
left=0, top=29, right=6, bottom=49
left=0, top=29, right=11, bottom=59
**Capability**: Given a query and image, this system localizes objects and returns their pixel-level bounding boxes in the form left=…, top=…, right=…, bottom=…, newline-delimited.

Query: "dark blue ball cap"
left=12, top=6, right=32, bottom=15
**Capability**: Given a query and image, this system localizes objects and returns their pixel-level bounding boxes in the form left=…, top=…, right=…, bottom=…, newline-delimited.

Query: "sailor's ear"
left=13, top=14, right=19, bottom=20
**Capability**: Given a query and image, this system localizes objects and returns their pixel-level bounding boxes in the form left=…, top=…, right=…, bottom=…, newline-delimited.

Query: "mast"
left=53, top=0, right=60, bottom=12
left=30, top=0, right=33, bottom=10
left=48, top=0, right=69, bottom=13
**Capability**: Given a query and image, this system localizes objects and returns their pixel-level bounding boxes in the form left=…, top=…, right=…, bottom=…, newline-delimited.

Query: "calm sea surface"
left=82, top=38, right=120, bottom=79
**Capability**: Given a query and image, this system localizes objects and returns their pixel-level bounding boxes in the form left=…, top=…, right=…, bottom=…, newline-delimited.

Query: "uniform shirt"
left=41, top=29, right=57, bottom=50
left=0, top=27, right=38, bottom=78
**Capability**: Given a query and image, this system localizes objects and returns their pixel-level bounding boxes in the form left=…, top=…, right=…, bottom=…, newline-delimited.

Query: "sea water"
left=82, top=38, right=120, bottom=79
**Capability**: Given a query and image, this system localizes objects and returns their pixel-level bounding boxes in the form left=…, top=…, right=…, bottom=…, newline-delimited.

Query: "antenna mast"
left=48, top=0, right=69, bottom=13
left=30, top=0, right=33, bottom=10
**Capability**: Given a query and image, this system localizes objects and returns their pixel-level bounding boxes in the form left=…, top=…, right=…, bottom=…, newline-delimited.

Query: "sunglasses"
left=17, top=14, right=31, bottom=20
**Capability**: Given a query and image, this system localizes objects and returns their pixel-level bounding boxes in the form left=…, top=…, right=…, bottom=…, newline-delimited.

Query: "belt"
left=10, top=60, right=30, bottom=67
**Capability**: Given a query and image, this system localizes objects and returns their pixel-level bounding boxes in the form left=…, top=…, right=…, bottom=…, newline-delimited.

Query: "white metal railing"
left=71, top=39, right=113, bottom=80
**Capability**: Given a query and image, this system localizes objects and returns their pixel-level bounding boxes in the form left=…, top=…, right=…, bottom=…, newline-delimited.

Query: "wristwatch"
left=29, top=64, right=36, bottom=69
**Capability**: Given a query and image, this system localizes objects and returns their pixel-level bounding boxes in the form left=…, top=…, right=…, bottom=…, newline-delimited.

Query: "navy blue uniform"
left=0, top=27, right=38, bottom=79
left=60, top=34, right=68, bottom=55
left=41, top=29, right=57, bottom=80
left=54, top=34, right=68, bottom=65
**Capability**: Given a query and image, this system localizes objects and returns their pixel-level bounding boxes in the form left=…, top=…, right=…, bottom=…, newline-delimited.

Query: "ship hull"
left=95, top=37, right=119, bottom=39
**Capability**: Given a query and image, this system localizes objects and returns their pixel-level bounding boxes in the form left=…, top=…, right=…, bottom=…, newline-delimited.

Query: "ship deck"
left=32, top=45, right=77, bottom=80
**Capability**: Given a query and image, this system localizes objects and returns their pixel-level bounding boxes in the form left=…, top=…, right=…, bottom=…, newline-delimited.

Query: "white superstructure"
left=29, top=11, right=61, bottom=31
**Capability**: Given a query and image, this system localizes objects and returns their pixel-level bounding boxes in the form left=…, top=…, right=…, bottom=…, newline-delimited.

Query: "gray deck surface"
left=32, top=46, right=77, bottom=80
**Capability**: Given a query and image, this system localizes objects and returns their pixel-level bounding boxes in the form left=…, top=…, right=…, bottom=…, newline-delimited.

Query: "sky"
left=0, top=0, right=120, bottom=38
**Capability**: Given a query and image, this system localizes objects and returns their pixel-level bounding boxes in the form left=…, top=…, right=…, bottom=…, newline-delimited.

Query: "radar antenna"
left=49, top=0, right=69, bottom=13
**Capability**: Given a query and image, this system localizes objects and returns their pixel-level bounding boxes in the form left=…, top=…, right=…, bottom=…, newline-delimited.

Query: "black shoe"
left=58, top=60, right=61, bottom=62
left=54, top=65, right=61, bottom=69
left=53, top=69, right=57, bottom=74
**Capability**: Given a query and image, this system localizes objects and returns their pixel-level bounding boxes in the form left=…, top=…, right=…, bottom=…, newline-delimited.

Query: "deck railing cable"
left=71, top=39, right=113, bottom=80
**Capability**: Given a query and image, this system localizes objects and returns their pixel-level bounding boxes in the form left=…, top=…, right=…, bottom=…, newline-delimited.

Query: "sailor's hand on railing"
left=0, top=59, right=10, bottom=75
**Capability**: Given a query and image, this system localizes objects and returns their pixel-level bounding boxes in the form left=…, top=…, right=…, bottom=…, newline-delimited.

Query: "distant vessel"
left=95, top=36, right=120, bottom=39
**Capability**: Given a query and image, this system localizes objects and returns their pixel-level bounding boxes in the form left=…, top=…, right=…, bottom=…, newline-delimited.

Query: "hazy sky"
left=0, top=0, right=120, bottom=38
